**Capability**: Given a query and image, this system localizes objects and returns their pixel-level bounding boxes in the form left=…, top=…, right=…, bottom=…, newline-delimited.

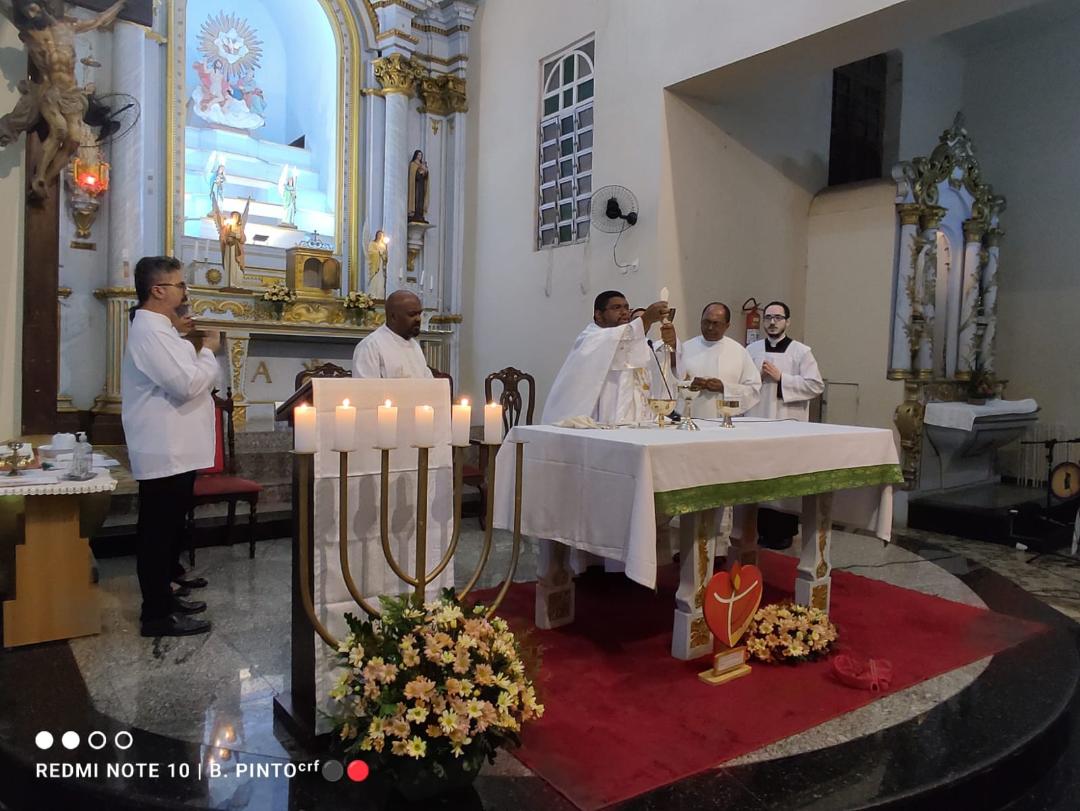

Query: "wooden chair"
left=295, top=361, right=351, bottom=391
left=187, top=389, right=262, bottom=563
left=468, top=367, right=536, bottom=527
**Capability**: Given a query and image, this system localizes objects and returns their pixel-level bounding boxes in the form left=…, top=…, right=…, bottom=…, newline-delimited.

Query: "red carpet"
left=491, top=552, right=1047, bottom=810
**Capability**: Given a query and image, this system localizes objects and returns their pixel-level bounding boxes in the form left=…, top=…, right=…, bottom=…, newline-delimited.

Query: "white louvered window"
left=538, top=39, right=594, bottom=249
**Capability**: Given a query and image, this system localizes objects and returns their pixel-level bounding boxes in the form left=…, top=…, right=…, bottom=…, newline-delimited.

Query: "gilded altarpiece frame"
left=165, top=0, right=364, bottom=292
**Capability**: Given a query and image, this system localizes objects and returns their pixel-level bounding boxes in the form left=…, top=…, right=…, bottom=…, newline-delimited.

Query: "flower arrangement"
left=967, top=367, right=998, bottom=402
left=744, top=602, right=838, bottom=664
left=344, top=291, right=375, bottom=311
left=262, top=281, right=295, bottom=303
left=331, top=591, right=544, bottom=782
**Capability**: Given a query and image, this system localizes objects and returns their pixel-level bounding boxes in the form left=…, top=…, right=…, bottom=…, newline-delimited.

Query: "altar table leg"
left=672, top=510, right=716, bottom=660
left=795, top=493, right=833, bottom=613
left=3, top=495, right=101, bottom=648
left=536, top=540, right=575, bottom=630
left=725, top=505, right=759, bottom=569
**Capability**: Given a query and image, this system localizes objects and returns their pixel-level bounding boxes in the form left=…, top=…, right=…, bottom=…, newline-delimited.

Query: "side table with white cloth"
left=492, top=420, right=902, bottom=660
left=1, top=470, right=117, bottom=648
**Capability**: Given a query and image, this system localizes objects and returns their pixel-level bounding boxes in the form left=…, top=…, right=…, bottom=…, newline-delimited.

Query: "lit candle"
left=414, top=405, right=435, bottom=447
left=334, top=398, right=357, bottom=451
left=660, top=286, right=669, bottom=302
left=484, top=402, right=504, bottom=444
left=377, top=399, right=398, bottom=449
left=294, top=403, right=317, bottom=453
left=451, top=398, right=471, bottom=446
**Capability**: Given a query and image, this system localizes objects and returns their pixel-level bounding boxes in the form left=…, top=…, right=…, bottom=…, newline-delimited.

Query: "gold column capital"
left=93, top=286, right=137, bottom=300
left=445, top=75, right=468, bottom=113
left=374, top=53, right=421, bottom=96
left=919, top=205, right=947, bottom=231
left=962, top=219, right=986, bottom=243
left=417, top=74, right=451, bottom=116
left=896, top=203, right=922, bottom=227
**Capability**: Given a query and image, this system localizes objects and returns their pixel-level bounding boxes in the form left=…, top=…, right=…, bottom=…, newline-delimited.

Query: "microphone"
left=646, top=339, right=676, bottom=399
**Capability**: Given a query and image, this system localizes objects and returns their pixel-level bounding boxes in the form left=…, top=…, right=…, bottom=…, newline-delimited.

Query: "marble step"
left=185, top=126, right=316, bottom=169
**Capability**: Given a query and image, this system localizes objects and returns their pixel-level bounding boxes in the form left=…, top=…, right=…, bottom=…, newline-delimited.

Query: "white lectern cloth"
left=923, top=398, right=1038, bottom=432
left=309, top=378, right=454, bottom=728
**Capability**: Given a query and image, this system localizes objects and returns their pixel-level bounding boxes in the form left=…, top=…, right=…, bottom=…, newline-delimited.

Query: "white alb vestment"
left=352, top=324, right=434, bottom=379
left=746, top=336, right=823, bottom=421
left=542, top=319, right=652, bottom=425
left=676, top=335, right=762, bottom=415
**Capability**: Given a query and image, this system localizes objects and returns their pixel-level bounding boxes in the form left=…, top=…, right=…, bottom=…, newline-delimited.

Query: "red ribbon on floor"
left=831, top=653, right=894, bottom=692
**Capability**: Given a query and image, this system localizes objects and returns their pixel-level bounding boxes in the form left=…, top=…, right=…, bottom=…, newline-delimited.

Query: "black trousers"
left=137, top=471, right=196, bottom=622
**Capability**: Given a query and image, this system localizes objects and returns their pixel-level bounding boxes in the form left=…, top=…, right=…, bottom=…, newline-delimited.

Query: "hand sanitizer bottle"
left=72, top=432, right=93, bottom=478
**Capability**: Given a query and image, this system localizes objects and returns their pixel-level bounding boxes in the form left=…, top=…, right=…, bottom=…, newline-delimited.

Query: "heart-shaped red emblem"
left=703, top=563, right=764, bottom=647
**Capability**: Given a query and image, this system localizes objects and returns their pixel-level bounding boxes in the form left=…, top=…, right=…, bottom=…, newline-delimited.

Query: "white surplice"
left=542, top=319, right=652, bottom=425
left=352, top=324, right=434, bottom=379
left=746, top=337, right=823, bottom=421
left=676, top=335, right=762, bottom=415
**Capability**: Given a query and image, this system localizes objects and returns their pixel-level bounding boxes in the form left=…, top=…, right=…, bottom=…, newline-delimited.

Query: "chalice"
left=647, top=398, right=677, bottom=429
left=676, top=379, right=701, bottom=431
left=716, top=395, right=742, bottom=429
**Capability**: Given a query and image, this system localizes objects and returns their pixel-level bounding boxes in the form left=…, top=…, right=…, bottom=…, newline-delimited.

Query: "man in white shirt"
left=122, top=256, right=221, bottom=637
left=677, top=302, right=762, bottom=415
left=352, top=290, right=434, bottom=379
left=747, top=300, right=825, bottom=548
left=542, top=292, right=670, bottom=425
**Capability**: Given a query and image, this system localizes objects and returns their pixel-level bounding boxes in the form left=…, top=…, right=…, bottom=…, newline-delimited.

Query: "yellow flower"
left=474, top=663, right=495, bottom=685
left=339, top=723, right=357, bottom=740
left=348, top=645, right=366, bottom=668
left=466, top=699, right=484, bottom=719
left=426, top=724, right=443, bottom=738
left=406, top=706, right=429, bottom=723
left=391, top=739, right=408, bottom=756
left=405, top=737, right=427, bottom=759
left=450, top=743, right=465, bottom=758
left=390, top=719, right=411, bottom=739
left=438, top=710, right=459, bottom=734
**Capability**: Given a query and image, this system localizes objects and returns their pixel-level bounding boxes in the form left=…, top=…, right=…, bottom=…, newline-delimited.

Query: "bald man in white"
left=352, top=290, right=433, bottom=379
left=676, top=302, right=761, bottom=414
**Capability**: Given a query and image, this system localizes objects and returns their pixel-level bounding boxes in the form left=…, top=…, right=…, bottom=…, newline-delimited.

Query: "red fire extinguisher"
left=742, top=298, right=762, bottom=346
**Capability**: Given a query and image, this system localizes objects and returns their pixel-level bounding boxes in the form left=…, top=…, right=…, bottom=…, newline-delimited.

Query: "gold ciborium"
left=647, top=398, right=677, bottom=429
left=716, top=397, right=742, bottom=429
left=1, top=442, right=33, bottom=476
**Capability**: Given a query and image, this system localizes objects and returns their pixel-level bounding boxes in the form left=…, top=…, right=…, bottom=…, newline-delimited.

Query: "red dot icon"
left=346, top=759, right=370, bottom=782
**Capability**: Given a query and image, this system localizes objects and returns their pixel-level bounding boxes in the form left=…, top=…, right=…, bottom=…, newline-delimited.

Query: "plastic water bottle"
left=72, top=432, right=93, bottom=478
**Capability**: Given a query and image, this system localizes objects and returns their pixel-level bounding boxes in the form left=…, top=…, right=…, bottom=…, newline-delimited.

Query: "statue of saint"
left=279, top=173, right=297, bottom=227
left=366, top=230, right=389, bottom=300
left=407, top=149, right=429, bottom=223
left=0, top=0, right=127, bottom=198
left=208, top=163, right=226, bottom=215
left=212, top=195, right=251, bottom=287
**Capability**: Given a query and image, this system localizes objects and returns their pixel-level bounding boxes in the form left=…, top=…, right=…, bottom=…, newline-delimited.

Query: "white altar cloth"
left=923, top=398, right=1039, bottom=432
left=493, top=419, right=901, bottom=589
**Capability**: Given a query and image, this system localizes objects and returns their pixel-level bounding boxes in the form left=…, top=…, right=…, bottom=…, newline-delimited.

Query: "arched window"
left=537, top=39, right=594, bottom=249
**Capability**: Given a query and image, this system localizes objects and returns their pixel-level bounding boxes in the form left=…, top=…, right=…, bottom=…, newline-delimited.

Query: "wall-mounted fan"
left=590, top=185, right=639, bottom=233
left=84, top=92, right=142, bottom=148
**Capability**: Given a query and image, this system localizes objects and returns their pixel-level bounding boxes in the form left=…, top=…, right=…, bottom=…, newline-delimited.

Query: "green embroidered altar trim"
left=654, top=464, right=904, bottom=516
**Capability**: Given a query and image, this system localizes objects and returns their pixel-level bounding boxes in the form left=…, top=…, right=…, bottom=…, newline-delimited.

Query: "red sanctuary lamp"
left=68, top=158, right=110, bottom=239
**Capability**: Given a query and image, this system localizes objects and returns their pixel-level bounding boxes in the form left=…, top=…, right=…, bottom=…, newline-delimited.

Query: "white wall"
left=898, top=38, right=966, bottom=159
left=960, top=7, right=1080, bottom=426
left=0, top=16, right=25, bottom=439
left=805, top=181, right=904, bottom=430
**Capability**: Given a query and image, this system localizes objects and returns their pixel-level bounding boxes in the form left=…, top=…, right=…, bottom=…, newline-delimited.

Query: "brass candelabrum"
left=294, top=440, right=525, bottom=650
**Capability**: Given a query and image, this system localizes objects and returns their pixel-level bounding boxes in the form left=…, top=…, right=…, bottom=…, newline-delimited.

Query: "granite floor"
left=69, top=522, right=1064, bottom=769
left=0, top=522, right=1072, bottom=811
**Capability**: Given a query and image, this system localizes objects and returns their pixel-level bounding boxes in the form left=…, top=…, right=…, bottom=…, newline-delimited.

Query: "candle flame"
left=342, top=398, right=350, bottom=407
left=461, top=398, right=469, bottom=407
left=384, top=399, right=392, bottom=408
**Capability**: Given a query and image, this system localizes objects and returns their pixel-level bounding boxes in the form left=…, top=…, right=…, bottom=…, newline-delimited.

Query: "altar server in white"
left=746, top=301, right=823, bottom=421
left=677, top=302, right=761, bottom=414
left=353, top=290, right=434, bottom=379
left=542, top=292, right=671, bottom=425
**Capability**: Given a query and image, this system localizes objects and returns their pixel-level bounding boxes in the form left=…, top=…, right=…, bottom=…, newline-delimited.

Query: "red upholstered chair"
left=186, top=389, right=261, bottom=563
left=468, top=367, right=536, bottom=527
